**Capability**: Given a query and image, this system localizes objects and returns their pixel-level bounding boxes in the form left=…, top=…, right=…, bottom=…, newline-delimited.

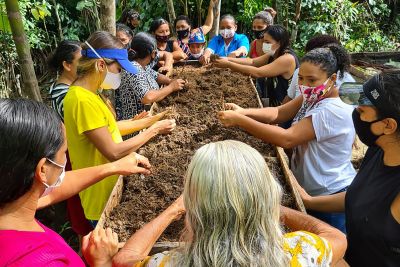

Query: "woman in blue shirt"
left=200, top=14, right=249, bottom=64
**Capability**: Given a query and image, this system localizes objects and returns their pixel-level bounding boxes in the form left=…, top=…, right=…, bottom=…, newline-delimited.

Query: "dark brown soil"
left=105, top=66, right=297, bottom=242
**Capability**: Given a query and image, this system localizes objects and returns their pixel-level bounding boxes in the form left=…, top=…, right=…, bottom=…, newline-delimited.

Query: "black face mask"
left=177, top=29, right=190, bottom=40
left=155, top=34, right=169, bottom=43
left=253, top=29, right=265, bottom=40
left=352, top=109, right=383, bottom=147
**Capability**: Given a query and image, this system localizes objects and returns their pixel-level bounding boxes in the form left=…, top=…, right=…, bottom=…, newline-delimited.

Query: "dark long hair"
left=264, top=25, right=290, bottom=58
left=128, top=32, right=156, bottom=60
left=47, top=40, right=81, bottom=73
left=0, top=98, right=64, bottom=207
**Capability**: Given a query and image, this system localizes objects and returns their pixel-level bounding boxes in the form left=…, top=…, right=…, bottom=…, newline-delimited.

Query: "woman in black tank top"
left=213, top=25, right=298, bottom=107
left=149, top=18, right=186, bottom=62
left=290, top=73, right=400, bottom=266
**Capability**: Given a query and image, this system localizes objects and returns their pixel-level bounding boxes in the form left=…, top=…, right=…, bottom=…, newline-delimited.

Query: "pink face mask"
left=299, top=78, right=332, bottom=103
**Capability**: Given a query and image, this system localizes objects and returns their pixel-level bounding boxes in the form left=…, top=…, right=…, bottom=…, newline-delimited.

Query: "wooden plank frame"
left=98, top=71, right=306, bottom=252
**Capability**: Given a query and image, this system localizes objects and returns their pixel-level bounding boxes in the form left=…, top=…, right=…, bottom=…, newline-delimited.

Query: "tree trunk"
left=291, top=0, right=302, bottom=42
left=209, top=0, right=221, bottom=38
left=5, top=0, right=42, bottom=101
left=166, top=0, right=176, bottom=25
left=51, top=0, right=64, bottom=40
left=100, top=0, right=116, bottom=35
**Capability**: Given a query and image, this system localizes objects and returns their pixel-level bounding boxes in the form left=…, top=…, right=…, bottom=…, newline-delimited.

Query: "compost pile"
left=105, top=66, right=297, bottom=242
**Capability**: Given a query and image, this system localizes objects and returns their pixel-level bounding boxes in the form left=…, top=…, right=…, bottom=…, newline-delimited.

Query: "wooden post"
left=209, top=0, right=220, bottom=38
left=100, top=0, right=116, bottom=35
left=166, top=0, right=176, bottom=24
left=290, top=0, right=302, bottom=42
left=5, top=0, right=42, bottom=101
left=51, top=0, right=64, bottom=40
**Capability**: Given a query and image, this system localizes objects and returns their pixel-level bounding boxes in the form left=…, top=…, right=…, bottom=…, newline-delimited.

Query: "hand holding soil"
left=213, top=57, right=230, bottom=68
left=113, top=152, right=151, bottom=176
left=81, top=227, right=119, bottom=267
left=170, top=79, right=186, bottom=91
left=150, top=119, right=176, bottom=134
left=224, top=103, right=243, bottom=112
left=217, top=110, right=241, bottom=127
left=200, top=54, right=211, bottom=65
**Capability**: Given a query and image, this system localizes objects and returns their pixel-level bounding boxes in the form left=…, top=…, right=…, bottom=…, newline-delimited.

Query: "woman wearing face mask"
left=115, top=32, right=186, bottom=131
left=283, top=34, right=355, bottom=104
left=214, top=25, right=298, bottom=107
left=218, top=44, right=356, bottom=233
left=174, top=0, right=217, bottom=57
left=290, top=72, right=400, bottom=266
left=249, top=9, right=274, bottom=58
left=0, top=98, right=152, bottom=266
left=248, top=9, right=274, bottom=101
left=118, top=9, right=140, bottom=32
left=149, top=18, right=186, bottom=62
left=116, top=23, right=134, bottom=48
left=63, top=31, right=176, bottom=226
left=200, top=14, right=250, bottom=64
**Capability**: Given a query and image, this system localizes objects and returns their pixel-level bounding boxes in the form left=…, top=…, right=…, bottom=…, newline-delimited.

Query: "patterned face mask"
left=299, top=77, right=332, bottom=103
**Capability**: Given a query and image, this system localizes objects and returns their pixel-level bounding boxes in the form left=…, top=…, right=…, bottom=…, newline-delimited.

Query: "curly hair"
left=305, top=34, right=340, bottom=52
left=301, top=43, right=350, bottom=79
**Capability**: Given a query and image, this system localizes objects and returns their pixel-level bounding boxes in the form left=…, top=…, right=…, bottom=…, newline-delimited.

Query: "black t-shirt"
left=345, top=146, right=400, bottom=267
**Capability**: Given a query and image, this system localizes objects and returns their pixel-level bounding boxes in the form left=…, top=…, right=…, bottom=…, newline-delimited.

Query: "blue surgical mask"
left=41, top=158, right=66, bottom=197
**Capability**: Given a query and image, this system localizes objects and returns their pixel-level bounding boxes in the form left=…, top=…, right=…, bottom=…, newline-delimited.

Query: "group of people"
left=0, top=2, right=399, bottom=267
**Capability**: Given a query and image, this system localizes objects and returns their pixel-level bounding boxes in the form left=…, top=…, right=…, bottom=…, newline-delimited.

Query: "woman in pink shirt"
left=0, top=98, right=151, bottom=266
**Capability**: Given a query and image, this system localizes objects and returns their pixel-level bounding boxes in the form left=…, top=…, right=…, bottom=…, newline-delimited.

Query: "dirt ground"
left=105, top=66, right=298, bottom=242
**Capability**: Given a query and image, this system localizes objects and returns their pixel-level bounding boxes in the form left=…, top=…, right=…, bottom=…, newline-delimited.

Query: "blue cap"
left=188, top=31, right=206, bottom=44
left=81, top=45, right=138, bottom=75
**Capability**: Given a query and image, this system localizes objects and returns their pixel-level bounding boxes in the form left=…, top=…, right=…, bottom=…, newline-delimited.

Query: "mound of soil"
left=105, top=66, right=297, bottom=242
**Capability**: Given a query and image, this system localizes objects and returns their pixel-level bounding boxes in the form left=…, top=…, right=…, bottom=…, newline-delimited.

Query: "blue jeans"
left=307, top=187, right=348, bottom=234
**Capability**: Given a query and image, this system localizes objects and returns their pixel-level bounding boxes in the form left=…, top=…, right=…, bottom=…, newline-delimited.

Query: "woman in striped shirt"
left=48, top=40, right=81, bottom=120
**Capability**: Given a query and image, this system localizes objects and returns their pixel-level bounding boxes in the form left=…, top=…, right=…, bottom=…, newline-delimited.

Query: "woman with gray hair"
left=113, top=140, right=347, bottom=267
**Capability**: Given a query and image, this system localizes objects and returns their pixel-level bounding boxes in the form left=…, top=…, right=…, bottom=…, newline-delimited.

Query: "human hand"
left=224, top=103, right=243, bottom=112
left=150, top=119, right=176, bottom=134
left=82, top=228, right=119, bottom=267
left=213, top=57, right=230, bottom=68
left=168, top=194, right=186, bottom=220
left=217, top=110, right=240, bottom=127
left=113, top=152, right=151, bottom=176
left=170, top=79, right=186, bottom=91
left=227, top=50, right=243, bottom=58
left=132, top=111, right=149, bottom=120
left=158, top=66, right=171, bottom=75
left=264, top=7, right=277, bottom=18
left=209, top=0, right=218, bottom=8
left=199, top=54, right=210, bottom=65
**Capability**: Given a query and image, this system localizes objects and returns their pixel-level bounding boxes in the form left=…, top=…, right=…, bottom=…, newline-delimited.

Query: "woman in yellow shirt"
left=64, top=31, right=175, bottom=225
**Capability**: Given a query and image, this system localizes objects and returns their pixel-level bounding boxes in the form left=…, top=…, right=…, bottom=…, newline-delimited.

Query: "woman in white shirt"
left=218, top=43, right=356, bottom=233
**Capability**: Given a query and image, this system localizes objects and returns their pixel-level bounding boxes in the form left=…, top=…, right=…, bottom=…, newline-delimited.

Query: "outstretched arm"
left=112, top=196, right=185, bottom=267
left=38, top=153, right=151, bottom=208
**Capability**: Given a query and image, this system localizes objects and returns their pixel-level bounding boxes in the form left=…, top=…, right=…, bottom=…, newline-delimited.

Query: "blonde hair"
left=174, top=140, right=288, bottom=267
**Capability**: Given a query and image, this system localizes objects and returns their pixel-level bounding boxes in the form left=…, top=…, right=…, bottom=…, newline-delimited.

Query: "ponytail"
left=301, top=43, right=350, bottom=80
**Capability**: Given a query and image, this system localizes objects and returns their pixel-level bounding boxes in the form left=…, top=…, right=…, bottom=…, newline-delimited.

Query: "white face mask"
left=191, top=49, right=204, bottom=59
left=41, top=158, right=66, bottom=197
left=219, top=29, right=235, bottom=39
left=262, top=43, right=275, bottom=55
left=84, top=41, right=121, bottom=90
left=100, top=65, right=121, bottom=90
